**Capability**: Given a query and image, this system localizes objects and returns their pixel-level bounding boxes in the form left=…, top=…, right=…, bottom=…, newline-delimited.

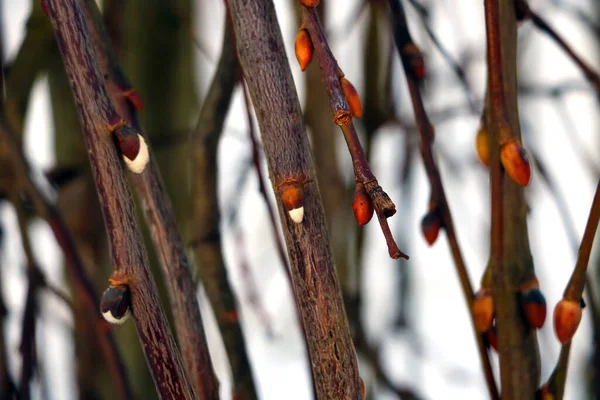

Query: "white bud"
left=123, top=134, right=149, bottom=174
left=288, top=207, right=304, bottom=224
left=102, top=308, right=131, bottom=325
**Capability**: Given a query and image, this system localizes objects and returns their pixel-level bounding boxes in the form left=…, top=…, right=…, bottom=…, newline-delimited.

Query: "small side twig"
left=387, top=1, right=498, bottom=399
left=301, top=5, right=408, bottom=260
left=516, top=0, right=600, bottom=95
left=543, top=180, right=600, bottom=399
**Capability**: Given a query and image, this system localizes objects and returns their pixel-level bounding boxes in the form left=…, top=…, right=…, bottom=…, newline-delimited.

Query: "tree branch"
left=81, top=0, right=220, bottom=396
left=229, top=0, right=362, bottom=397
left=44, top=1, right=194, bottom=398
left=387, top=1, right=499, bottom=398
left=300, top=5, right=408, bottom=260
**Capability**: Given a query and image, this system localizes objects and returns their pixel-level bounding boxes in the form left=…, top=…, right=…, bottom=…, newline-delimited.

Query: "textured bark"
left=484, top=1, right=540, bottom=398
left=229, top=1, right=361, bottom=398
left=82, top=0, right=220, bottom=397
left=45, top=1, right=194, bottom=398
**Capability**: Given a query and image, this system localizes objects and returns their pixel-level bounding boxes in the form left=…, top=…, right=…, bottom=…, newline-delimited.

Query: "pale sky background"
left=1, top=0, right=599, bottom=399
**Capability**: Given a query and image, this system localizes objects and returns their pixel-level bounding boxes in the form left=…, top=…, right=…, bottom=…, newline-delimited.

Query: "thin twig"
left=516, top=0, right=600, bottom=95
left=544, top=180, right=600, bottom=399
left=387, top=1, right=499, bottom=399
left=189, top=5, right=259, bottom=399
left=0, top=122, right=133, bottom=400
left=44, top=1, right=195, bottom=397
left=301, top=5, right=408, bottom=260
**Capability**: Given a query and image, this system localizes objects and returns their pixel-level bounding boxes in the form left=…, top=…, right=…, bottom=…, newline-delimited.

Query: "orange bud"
left=500, top=139, right=531, bottom=186
left=421, top=209, right=441, bottom=246
left=476, top=127, right=490, bottom=166
left=300, top=0, right=320, bottom=7
left=472, top=289, right=494, bottom=333
left=352, top=184, right=374, bottom=226
left=124, top=89, right=144, bottom=110
left=553, top=299, right=582, bottom=344
left=340, top=77, right=362, bottom=119
left=294, top=29, right=313, bottom=72
left=484, top=326, right=498, bottom=352
left=402, top=43, right=425, bottom=81
left=280, top=181, right=304, bottom=224
left=537, top=385, right=555, bottom=400
left=360, top=377, right=366, bottom=400
left=520, top=288, right=547, bottom=329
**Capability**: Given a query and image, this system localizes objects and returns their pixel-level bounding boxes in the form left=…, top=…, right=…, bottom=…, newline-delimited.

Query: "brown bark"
left=44, top=0, right=194, bottom=398
left=228, top=1, right=361, bottom=398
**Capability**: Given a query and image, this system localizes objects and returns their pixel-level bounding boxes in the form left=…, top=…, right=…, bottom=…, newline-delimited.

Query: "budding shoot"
left=352, top=184, right=374, bottom=226
left=553, top=299, right=582, bottom=344
left=100, top=284, right=131, bottom=325
left=340, top=77, right=363, bottom=119
left=294, top=29, right=313, bottom=72
left=280, top=181, right=305, bottom=224
left=299, top=0, right=320, bottom=7
left=421, top=209, right=441, bottom=246
left=472, top=289, right=494, bottom=333
left=476, top=127, right=490, bottom=167
left=519, top=287, right=547, bottom=329
left=500, top=139, right=531, bottom=186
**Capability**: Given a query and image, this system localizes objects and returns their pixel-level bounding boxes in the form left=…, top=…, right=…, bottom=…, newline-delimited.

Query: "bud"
left=294, top=29, right=313, bottom=72
left=280, top=181, right=304, bottom=224
left=553, top=299, right=582, bottom=344
left=472, top=289, right=494, bottom=333
left=340, top=77, right=362, bottom=119
left=123, top=135, right=149, bottom=174
left=537, top=385, right=555, bottom=400
left=124, top=89, right=144, bottom=110
left=300, top=0, right=320, bottom=7
left=500, top=139, right=531, bottom=186
left=476, top=127, right=490, bottom=166
left=360, top=377, right=366, bottom=400
left=484, top=325, right=498, bottom=352
left=421, top=209, right=441, bottom=246
left=352, top=184, right=374, bottom=226
left=519, top=288, right=547, bottom=329
left=100, top=285, right=131, bottom=324
left=402, top=43, right=425, bottom=81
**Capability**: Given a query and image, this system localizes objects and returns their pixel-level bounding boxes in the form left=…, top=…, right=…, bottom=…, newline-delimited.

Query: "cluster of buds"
left=472, top=288, right=494, bottom=333
left=553, top=298, right=583, bottom=344
left=474, top=125, right=531, bottom=187
left=100, top=282, right=131, bottom=325
left=421, top=207, right=442, bottom=246
left=518, top=279, right=547, bottom=329
left=352, top=183, right=374, bottom=226
left=280, top=181, right=305, bottom=224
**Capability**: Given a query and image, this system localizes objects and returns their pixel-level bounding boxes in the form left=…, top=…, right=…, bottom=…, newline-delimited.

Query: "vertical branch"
left=189, top=7, right=259, bottom=400
left=229, top=1, right=362, bottom=398
left=484, top=0, right=539, bottom=397
left=81, top=0, right=220, bottom=397
left=44, top=1, right=195, bottom=398
left=387, top=1, right=498, bottom=398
